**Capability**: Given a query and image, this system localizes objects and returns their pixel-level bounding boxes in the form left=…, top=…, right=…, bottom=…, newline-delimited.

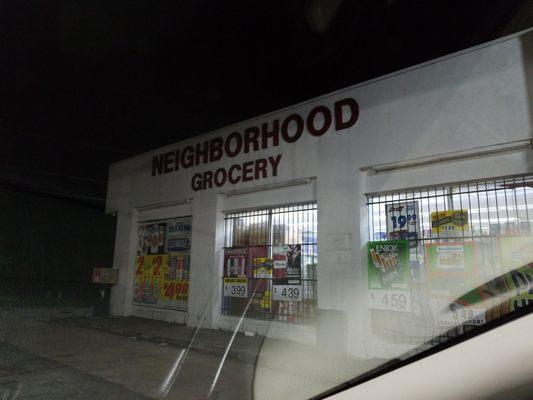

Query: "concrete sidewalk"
left=0, top=343, right=152, bottom=400
left=54, top=315, right=264, bottom=365
left=0, top=307, right=256, bottom=399
left=2, top=307, right=388, bottom=399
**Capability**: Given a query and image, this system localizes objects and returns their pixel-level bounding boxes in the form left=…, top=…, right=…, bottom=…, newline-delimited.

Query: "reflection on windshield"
left=253, top=177, right=533, bottom=399
left=452, top=263, right=533, bottom=323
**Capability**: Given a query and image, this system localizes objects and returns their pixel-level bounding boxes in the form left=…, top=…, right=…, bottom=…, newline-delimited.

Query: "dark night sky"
left=1, top=0, right=531, bottom=206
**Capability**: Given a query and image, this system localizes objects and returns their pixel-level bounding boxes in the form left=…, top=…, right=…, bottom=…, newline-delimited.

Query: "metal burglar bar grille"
left=222, top=203, right=317, bottom=323
left=366, top=174, right=533, bottom=345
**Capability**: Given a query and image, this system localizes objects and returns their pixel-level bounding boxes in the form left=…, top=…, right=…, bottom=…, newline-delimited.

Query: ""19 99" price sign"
left=272, top=285, right=303, bottom=301
left=223, top=278, right=248, bottom=298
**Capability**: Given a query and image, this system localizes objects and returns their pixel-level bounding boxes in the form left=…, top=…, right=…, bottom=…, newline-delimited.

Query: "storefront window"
left=133, top=216, right=192, bottom=310
left=366, top=174, right=533, bottom=345
left=222, top=203, right=317, bottom=323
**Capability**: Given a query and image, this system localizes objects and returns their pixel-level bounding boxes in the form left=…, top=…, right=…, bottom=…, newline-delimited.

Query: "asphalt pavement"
left=0, top=307, right=256, bottom=400
left=0, top=307, right=385, bottom=400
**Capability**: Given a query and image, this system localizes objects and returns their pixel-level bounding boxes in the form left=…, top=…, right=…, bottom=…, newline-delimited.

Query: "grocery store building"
left=106, top=31, right=533, bottom=357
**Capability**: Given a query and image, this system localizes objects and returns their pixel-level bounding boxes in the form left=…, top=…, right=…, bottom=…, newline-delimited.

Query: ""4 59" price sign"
left=223, top=278, right=248, bottom=298
left=272, top=285, right=303, bottom=301
left=369, top=289, right=411, bottom=312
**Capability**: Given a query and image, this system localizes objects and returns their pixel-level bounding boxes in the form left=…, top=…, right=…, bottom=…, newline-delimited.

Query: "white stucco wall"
left=106, top=32, right=533, bottom=358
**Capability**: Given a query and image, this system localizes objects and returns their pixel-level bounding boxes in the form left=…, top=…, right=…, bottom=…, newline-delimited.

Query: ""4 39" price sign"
left=223, top=278, right=248, bottom=298
left=272, top=285, right=303, bottom=301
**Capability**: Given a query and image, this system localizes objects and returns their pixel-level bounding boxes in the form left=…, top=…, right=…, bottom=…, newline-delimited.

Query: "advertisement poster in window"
left=367, top=240, right=411, bottom=312
left=272, top=244, right=303, bottom=302
left=133, top=254, right=190, bottom=307
left=425, top=242, right=485, bottom=326
left=249, top=253, right=272, bottom=313
left=133, top=217, right=191, bottom=310
left=165, top=218, right=192, bottom=252
left=252, top=257, right=272, bottom=279
left=224, top=247, right=247, bottom=277
left=137, top=223, right=166, bottom=255
left=431, top=210, right=469, bottom=235
left=272, top=244, right=302, bottom=283
left=133, top=254, right=164, bottom=305
left=161, top=253, right=190, bottom=303
left=223, top=246, right=248, bottom=299
left=385, top=202, right=420, bottom=249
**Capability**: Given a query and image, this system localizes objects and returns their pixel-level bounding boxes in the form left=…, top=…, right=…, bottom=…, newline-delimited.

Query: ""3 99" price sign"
left=223, top=278, right=248, bottom=298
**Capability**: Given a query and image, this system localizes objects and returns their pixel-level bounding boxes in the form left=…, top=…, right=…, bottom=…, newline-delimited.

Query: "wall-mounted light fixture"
left=361, top=139, right=532, bottom=175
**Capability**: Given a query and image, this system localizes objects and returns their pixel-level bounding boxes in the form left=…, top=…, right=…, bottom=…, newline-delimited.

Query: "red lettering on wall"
left=307, top=105, right=332, bottom=136
left=209, top=137, right=224, bottom=162
left=150, top=97, right=359, bottom=178
left=164, top=151, right=174, bottom=173
left=334, top=98, right=359, bottom=131
left=152, top=154, right=164, bottom=176
left=181, top=146, right=195, bottom=168
left=244, top=127, right=260, bottom=153
left=255, top=158, right=268, bottom=179
left=195, top=141, right=209, bottom=166
left=228, top=164, right=242, bottom=184
left=225, top=132, right=243, bottom=158
left=203, top=171, right=214, bottom=190
left=242, top=161, right=254, bottom=182
left=174, top=149, right=180, bottom=171
left=268, top=154, right=282, bottom=177
left=261, top=120, right=280, bottom=149
left=214, top=168, right=227, bottom=187
left=191, top=173, right=202, bottom=191
left=281, top=114, right=304, bottom=143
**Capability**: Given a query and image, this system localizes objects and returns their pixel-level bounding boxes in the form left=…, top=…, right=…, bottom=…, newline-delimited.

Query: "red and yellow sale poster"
left=133, top=253, right=190, bottom=306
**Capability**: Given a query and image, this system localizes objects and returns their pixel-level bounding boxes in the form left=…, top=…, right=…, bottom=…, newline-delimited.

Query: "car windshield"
left=1, top=2, right=533, bottom=400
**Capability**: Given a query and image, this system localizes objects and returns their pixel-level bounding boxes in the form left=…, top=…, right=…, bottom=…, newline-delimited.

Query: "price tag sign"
left=431, top=210, right=469, bottom=235
left=369, top=289, right=412, bottom=312
left=272, top=285, right=303, bottom=301
left=386, top=202, right=420, bottom=248
left=430, top=299, right=486, bottom=326
left=223, top=278, right=248, bottom=298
